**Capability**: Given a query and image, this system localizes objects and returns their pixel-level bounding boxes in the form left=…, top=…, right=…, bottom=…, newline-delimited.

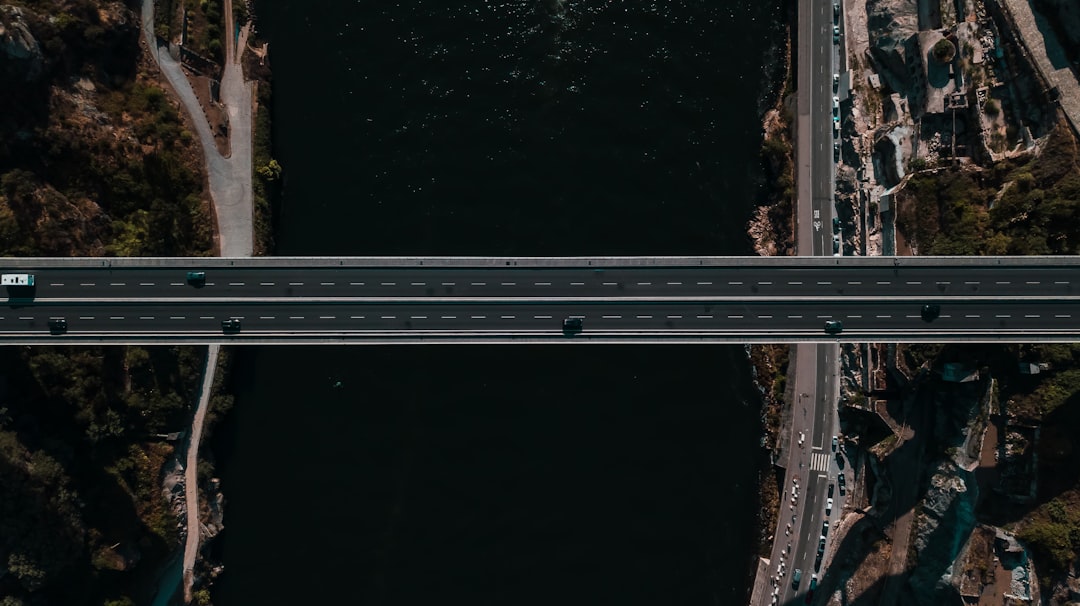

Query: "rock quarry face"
left=866, top=0, right=920, bottom=94
left=0, top=5, right=43, bottom=83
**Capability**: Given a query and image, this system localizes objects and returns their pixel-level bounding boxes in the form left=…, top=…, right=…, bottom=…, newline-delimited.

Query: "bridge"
left=1, top=255, right=1077, bottom=344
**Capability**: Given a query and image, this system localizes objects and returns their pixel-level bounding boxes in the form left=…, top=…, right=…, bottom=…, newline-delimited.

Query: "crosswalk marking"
left=810, top=451, right=831, bottom=472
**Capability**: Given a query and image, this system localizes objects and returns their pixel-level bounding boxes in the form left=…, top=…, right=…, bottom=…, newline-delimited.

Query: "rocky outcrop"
left=866, top=0, right=919, bottom=94
left=908, top=460, right=980, bottom=604
left=0, top=5, right=44, bottom=83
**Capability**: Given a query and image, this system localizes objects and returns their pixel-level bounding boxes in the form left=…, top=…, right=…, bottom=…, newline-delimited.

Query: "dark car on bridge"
left=186, top=271, right=206, bottom=287
left=563, top=317, right=583, bottom=335
left=221, top=318, right=241, bottom=333
left=824, top=320, right=843, bottom=334
left=48, top=318, right=67, bottom=335
left=921, top=304, right=941, bottom=322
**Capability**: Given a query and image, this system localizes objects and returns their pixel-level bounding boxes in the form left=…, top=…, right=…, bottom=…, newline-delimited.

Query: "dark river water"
left=211, top=1, right=786, bottom=603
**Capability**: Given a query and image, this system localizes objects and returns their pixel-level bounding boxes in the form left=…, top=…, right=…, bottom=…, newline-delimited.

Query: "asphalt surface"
left=6, top=300, right=1080, bottom=340
left=763, top=0, right=845, bottom=603
left=11, top=266, right=1080, bottom=300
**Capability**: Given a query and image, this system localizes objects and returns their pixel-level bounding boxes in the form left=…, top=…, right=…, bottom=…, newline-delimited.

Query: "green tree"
left=257, top=159, right=282, bottom=181
left=8, top=553, right=47, bottom=592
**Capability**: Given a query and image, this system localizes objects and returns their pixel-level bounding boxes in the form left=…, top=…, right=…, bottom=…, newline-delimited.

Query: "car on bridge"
left=824, top=320, right=843, bottom=335
left=48, top=318, right=67, bottom=335
left=221, top=318, right=241, bottom=333
left=186, top=271, right=206, bottom=287
left=921, top=303, right=941, bottom=322
left=563, top=317, right=583, bottom=335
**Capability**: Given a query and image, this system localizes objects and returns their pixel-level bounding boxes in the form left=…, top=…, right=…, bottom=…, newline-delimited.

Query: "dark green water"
left=212, top=1, right=786, bottom=603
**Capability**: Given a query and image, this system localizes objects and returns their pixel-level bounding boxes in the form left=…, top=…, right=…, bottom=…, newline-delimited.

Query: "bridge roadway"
left=0, top=256, right=1078, bottom=343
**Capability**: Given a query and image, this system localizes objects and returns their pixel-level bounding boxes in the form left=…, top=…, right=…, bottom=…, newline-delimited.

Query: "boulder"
left=0, top=5, right=43, bottom=83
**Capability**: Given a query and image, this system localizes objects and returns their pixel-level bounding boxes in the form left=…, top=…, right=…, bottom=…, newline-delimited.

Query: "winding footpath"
left=139, top=0, right=254, bottom=602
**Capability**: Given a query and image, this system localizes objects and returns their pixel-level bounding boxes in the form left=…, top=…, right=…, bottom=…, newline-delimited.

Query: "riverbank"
left=745, top=12, right=797, bottom=569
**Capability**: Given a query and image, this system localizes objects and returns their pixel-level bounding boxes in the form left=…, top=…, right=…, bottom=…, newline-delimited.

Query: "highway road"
left=4, top=300, right=1080, bottom=343
left=10, top=265, right=1080, bottom=300
left=762, top=0, right=845, bottom=601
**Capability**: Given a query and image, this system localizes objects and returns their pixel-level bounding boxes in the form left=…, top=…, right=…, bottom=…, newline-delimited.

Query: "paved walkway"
left=1000, top=0, right=1080, bottom=136
left=139, top=0, right=254, bottom=256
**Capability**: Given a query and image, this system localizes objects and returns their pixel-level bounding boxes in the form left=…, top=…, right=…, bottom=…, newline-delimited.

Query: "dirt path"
left=139, top=1, right=253, bottom=602
left=182, top=344, right=221, bottom=603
